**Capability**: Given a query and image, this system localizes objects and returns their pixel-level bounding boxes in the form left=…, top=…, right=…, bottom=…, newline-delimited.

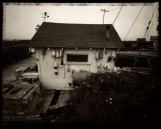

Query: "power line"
left=112, top=3, right=124, bottom=25
left=145, top=12, right=158, bottom=39
left=123, top=4, right=145, bottom=41
left=144, top=3, right=158, bottom=37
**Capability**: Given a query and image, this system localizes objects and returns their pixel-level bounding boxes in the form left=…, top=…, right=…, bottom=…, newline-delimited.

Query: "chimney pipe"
left=106, top=26, right=110, bottom=40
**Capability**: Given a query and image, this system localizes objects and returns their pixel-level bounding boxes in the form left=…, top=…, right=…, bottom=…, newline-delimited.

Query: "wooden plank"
left=22, top=85, right=39, bottom=99
left=2, top=85, right=14, bottom=94
left=15, top=67, right=29, bottom=72
left=32, top=90, right=55, bottom=115
left=22, top=72, right=39, bottom=79
left=3, top=115, right=41, bottom=122
left=2, top=84, right=33, bottom=99
left=49, top=90, right=70, bottom=109
left=42, top=93, right=55, bottom=113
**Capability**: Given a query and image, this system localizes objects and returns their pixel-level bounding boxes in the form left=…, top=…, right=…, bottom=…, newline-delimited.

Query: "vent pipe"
left=106, top=26, right=110, bottom=40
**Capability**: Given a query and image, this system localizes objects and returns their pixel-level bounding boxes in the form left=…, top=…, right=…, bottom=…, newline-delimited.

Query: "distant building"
left=30, top=22, right=123, bottom=90
left=137, top=38, right=146, bottom=42
left=150, top=36, right=158, bottom=50
left=123, top=39, right=155, bottom=51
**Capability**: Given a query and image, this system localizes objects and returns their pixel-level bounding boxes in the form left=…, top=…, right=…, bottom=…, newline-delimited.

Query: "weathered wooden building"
left=30, top=22, right=123, bottom=90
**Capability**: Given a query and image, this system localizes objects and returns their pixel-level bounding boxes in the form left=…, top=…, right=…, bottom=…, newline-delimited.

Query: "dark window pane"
left=67, top=54, right=88, bottom=62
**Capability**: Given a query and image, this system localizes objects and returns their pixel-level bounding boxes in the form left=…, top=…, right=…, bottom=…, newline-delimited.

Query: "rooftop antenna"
left=42, top=12, right=49, bottom=22
left=101, top=8, right=119, bottom=24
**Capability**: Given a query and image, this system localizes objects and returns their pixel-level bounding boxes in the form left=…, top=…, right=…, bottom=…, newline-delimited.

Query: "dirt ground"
left=2, top=54, right=37, bottom=85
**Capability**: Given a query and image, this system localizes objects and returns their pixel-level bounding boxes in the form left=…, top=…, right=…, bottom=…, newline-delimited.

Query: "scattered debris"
left=14, top=64, right=38, bottom=81
left=14, top=67, right=30, bottom=80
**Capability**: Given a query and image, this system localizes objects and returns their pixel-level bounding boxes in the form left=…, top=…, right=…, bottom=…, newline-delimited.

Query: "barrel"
left=72, top=71, right=90, bottom=84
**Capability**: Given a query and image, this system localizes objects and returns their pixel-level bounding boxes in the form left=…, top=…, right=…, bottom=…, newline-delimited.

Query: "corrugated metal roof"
left=30, top=22, right=123, bottom=48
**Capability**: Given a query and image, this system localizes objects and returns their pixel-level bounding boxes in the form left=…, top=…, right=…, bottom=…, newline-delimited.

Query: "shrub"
left=57, top=71, right=159, bottom=127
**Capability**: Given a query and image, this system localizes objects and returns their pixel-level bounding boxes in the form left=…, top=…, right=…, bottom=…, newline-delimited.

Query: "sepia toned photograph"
left=2, top=2, right=160, bottom=128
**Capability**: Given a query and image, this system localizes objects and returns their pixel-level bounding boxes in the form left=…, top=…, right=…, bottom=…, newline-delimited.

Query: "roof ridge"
left=42, top=22, right=112, bottom=25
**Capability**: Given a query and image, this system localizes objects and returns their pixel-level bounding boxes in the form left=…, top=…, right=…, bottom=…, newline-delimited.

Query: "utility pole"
left=101, top=9, right=109, bottom=24
left=101, top=8, right=118, bottom=24
left=42, top=12, right=49, bottom=22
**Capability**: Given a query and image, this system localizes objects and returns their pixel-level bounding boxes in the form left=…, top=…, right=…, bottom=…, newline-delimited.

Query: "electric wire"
left=112, top=3, right=124, bottom=25
left=144, top=3, right=159, bottom=38
left=123, top=4, right=145, bottom=41
left=145, top=12, right=158, bottom=39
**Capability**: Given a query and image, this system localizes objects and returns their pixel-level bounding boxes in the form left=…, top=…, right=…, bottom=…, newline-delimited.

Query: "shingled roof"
left=30, top=22, right=123, bottom=48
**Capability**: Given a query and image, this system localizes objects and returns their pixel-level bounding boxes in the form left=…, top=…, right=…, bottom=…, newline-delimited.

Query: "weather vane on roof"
left=42, top=12, right=49, bottom=22
left=35, top=12, right=50, bottom=31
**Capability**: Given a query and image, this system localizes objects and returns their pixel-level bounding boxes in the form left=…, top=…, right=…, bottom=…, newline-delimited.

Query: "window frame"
left=64, top=51, right=91, bottom=64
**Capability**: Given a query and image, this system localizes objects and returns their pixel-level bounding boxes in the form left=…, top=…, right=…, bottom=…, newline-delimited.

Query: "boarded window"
left=67, top=54, right=88, bottom=62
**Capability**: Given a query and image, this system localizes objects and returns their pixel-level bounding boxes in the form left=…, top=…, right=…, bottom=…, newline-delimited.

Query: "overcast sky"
left=3, top=3, right=159, bottom=41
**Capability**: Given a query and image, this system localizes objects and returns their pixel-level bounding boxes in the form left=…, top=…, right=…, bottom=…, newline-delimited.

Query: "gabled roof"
left=30, top=22, right=123, bottom=48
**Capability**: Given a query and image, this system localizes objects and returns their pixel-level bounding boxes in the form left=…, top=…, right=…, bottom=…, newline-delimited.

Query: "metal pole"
left=101, top=9, right=109, bottom=24
left=103, top=11, right=105, bottom=24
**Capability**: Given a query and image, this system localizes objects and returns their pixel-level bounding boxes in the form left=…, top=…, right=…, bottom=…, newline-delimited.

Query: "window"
left=67, top=54, right=88, bottom=62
